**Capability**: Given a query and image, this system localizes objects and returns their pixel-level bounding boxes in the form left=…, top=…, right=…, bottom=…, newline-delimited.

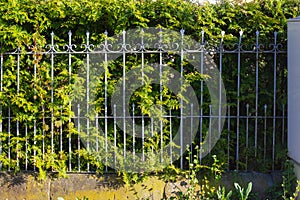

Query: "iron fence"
left=0, top=29, right=287, bottom=173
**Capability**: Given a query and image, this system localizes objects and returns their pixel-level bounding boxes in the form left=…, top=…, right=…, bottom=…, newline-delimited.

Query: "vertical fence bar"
left=16, top=48, right=20, bottom=168
left=169, top=109, right=172, bottom=164
left=272, top=32, right=278, bottom=171
left=60, top=106, right=63, bottom=153
left=86, top=31, right=90, bottom=172
left=25, top=124, right=28, bottom=171
left=246, top=104, right=249, bottom=171
left=68, top=30, right=72, bottom=172
left=190, top=104, right=193, bottom=162
left=141, top=29, right=145, bottom=86
left=33, top=48, right=37, bottom=172
left=122, top=30, right=127, bottom=160
left=42, top=107, right=45, bottom=160
left=264, top=105, right=267, bottom=161
left=17, top=48, right=20, bottom=93
left=254, top=31, right=260, bottom=157
left=282, top=104, right=285, bottom=170
left=95, top=113, right=99, bottom=153
left=77, top=104, right=81, bottom=172
left=104, top=30, right=108, bottom=173
left=209, top=105, right=212, bottom=154
left=159, top=29, right=164, bottom=164
left=113, top=104, right=117, bottom=171
left=219, top=31, right=224, bottom=134
left=8, top=107, right=10, bottom=171
left=282, top=104, right=285, bottom=146
left=50, top=32, right=55, bottom=157
left=33, top=120, right=36, bottom=171
left=227, top=105, right=230, bottom=170
left=199, top=30, right=204, bottom=165
left=142, top=113, right=145, bottom=162
left=151, top=117, right=154, bottom=154
left=180, top=29, right=184, bottom=169
left=16, top=119, right=19, bottom=168
left=141, top=29, right=145, bottom=163
left=236, top=30, right=242, bottom=171
left=132, top=104, right=135, bottom=161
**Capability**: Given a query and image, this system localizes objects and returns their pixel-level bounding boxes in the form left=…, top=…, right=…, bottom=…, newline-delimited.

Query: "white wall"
left=288, top=16, right=300, bottom=200
left=288, top=16, right=300, bottom=165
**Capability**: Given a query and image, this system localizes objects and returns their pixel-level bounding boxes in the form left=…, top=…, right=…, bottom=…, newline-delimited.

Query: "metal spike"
left=239, top=30, right=243, bottom=37
left=221, top=31, right=225, bottom=43
left=239, top=30, right=243, bottom=44
left=68, top=31, right=72, bottom=44
left=51, top=31, right=54, bottom=45
left=122, top=30, right=126, bottom=43
left=180, top=29, right=185, bottom=35
left=221, top=31, right=225, bottom=37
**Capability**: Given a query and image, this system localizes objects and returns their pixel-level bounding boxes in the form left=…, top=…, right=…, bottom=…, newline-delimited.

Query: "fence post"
left=288, top=16, right=300, bottom=195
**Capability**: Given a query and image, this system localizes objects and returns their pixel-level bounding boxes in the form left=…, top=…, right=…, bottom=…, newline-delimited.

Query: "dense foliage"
left=0, top=0, right=299, bottom=176
left=0, top=0, right=299, bottom=48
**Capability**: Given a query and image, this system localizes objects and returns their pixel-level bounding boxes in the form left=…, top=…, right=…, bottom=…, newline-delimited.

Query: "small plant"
left=216, top=186, right=233, bottom=200
left=234, top=182, right=252, bottom=200
left=33, top=147, right=68, bottom=181
left=291, top=180, right=300, bottom=200
left=170, top=145, right=227, bottom=199
left=283, top=177, right=300, bottom=200
left=265, top=159, right=300, bottom=199
left=75, top=197, right=89, bottom=200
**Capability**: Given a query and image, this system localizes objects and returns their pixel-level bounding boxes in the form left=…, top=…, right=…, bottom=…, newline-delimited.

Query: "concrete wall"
left=288, top=15, right=300, bottom=200
left=0, top=172, right=281, bottom=200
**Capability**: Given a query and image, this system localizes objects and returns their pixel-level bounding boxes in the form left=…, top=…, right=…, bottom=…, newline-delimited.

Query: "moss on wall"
left=0, top=172, right=282, bottom=200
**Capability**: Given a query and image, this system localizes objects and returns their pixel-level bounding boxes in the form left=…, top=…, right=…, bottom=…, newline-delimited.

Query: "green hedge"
left=1, top=0, right=299, bottom=48
left=0, top=0, right=299, bottom=174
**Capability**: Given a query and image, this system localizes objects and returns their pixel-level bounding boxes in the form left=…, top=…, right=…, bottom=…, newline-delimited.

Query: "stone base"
left=0, top=171, right=282, bottom=200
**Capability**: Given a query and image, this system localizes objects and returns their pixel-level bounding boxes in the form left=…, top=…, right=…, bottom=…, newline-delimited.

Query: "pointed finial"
left=239, top=30, right=243, bottom=37
left=51, top=31, right=54, bottom=45
left=201, top=30, right=205, bottom=43
left=221, top=31, right=225, bottom=37
left=221, top=31, right=225, bottom=43
left=180, top=29, right=185, bottom=35
left=68, top=30, right=72, bottom=44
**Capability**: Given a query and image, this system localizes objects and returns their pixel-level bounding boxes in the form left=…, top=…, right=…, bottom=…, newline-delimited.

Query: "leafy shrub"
left=0, top=0, right=299, bottom=175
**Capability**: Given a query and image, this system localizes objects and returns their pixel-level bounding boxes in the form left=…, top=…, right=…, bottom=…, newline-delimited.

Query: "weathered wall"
left=0, top=172, right=281, bottom=200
